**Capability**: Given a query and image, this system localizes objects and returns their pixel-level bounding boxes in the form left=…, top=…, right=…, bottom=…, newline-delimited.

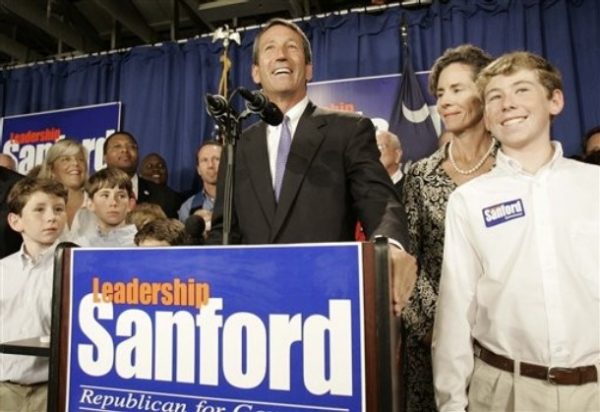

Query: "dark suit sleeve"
left=343, top=116, right=409, bottom=247
left=138, top=177, right=182, bottom=219
left=0, top=168, right=24, bottom=258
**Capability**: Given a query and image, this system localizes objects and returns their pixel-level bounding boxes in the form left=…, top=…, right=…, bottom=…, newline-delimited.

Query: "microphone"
left=184, top=215, right=206, bottom=245
left=238, top=87, right=284, bottom=126
left=205, top=94, right=230, bottom=119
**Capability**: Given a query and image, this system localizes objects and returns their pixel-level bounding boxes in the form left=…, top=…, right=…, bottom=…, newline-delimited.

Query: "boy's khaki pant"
left=0, top=382, right=47, bottom=412
left=468, top=358, right=600, bottom=412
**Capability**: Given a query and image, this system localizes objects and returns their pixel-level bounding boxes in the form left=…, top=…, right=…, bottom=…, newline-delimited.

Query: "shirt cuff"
left=373, top=235, right=404, bottom=251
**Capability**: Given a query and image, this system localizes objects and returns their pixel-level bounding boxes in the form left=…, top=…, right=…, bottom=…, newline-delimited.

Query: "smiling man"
left=208, top=18, right=417, bottom=314
left=432, top=51, right=600, bottom=412
left=140, top=153, right=168, bottom=186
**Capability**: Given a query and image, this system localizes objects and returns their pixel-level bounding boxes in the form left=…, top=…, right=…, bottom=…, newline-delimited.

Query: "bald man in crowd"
left=376, top=130, right=404, bottom=193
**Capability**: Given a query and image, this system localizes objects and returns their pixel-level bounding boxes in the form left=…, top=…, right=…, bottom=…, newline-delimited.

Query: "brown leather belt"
left=473, top=340, right=598, bottom=385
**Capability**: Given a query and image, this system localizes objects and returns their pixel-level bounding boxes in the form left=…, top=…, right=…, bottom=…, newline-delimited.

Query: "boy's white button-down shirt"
left=433, top=142, right=600, bottom=411
left=0, top=243, right=57, bottom=384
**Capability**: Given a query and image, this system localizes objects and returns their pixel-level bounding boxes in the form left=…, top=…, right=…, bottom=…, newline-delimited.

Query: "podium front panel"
left=61, top=244, right=368, bottom=412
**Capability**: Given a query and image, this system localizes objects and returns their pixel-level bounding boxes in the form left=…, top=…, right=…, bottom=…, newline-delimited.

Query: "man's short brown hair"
left=8, top=177, right=68, bottom=215
left=103, top=131, right=137, bottom=154
left=85, top=168, right=134, bottom=198
left=252, top=18, right=312, bottom=65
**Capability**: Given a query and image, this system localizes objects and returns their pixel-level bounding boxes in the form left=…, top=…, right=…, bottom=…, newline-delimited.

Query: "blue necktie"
left=274, top=116, right=291, bottom=200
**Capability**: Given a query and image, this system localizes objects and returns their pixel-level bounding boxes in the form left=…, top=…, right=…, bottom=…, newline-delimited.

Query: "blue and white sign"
left=0, top=102, right=121, bottom=175
left=308, top=72, right=440, bottom=163
left=65, top=244, right=366, bottom=412
left=482, top=199, right=526, bottom=228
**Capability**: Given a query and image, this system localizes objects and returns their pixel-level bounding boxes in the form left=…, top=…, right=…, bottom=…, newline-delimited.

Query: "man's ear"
left=251, top=64, right=261, bottom=85
left=7, top=212, right=23, bottom=233
left=305, top=63, right=313, bottom=82
left=395, top=148, right=403, bottom=164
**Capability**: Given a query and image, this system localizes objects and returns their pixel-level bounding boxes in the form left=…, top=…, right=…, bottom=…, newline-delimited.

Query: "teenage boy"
left=77, top=168, right=137, bottom=247
left=433, top=51, right=600, bottom=411
left=0, top=178, right=68, bottom=410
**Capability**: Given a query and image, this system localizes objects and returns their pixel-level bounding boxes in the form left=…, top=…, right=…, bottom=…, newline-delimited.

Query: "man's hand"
left=389, top=246, right=417, bottom=316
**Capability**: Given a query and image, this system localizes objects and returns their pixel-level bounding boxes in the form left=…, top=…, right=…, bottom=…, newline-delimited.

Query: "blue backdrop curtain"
left=1, top=0, right=598, bottom=192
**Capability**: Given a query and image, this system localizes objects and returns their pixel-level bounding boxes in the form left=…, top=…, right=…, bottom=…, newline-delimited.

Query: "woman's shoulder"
left=407, top=144, right=447, bottom=178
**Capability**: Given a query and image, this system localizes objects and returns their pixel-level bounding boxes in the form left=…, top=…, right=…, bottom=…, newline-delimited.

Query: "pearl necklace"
left=448, top=138, right=495, bottom=175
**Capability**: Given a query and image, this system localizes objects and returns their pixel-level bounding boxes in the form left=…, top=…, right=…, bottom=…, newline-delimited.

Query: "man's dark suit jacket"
left=0, top=167, right=24, bottom=258
left=209, top=101, right=409, bottom=245
left=394, top=178, right=405, bottom=200
left=137, top=176, right=182, bottom=219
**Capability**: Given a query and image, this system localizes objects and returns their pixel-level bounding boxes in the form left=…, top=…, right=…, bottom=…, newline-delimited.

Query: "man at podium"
left=208, top=18, right=415, bottom=310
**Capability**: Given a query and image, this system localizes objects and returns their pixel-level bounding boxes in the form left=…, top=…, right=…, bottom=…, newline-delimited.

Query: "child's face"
left=8, top=192, right=67, bottom=248
left=483, top=68, right=563, bottom=151
left=89, top=186, right=133, bottom=229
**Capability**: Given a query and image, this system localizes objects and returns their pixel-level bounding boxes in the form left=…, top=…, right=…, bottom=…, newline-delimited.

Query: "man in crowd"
left=0, top=164, right=23, bottom=258
left=178, top=141, right=222, bottom=230
left=376, top=130, right=404, bottom=193
left=208, top=18, right=416, bottom=313
left=433, top=51, right=599, bottom=411
left=582, top=126, right=600, bottom=165
left=139, top=152, right=169, bottom=186
left=103, top=131, right=181, bottom=218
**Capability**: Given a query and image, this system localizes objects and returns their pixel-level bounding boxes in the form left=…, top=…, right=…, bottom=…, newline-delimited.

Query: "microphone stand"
left=205, top=88, right=252, bottom=245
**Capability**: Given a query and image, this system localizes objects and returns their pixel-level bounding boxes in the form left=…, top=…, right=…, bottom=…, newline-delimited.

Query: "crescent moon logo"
left=402, top=103, right=430, bottom=123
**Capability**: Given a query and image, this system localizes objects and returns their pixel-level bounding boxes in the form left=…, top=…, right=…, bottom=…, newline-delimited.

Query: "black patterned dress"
left=401, top=143, right=456, bottom=412
left=400, top=142, right=498, bottom=411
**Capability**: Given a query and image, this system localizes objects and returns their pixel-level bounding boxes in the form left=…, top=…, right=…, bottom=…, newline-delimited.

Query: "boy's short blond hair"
left=8, top=177, right=68, bottom=215
left=127, top=202, right=167, bottom=230
left=134, top=218, right=188, bottom=246
left=476, top=51, right=563, bottom=98
left=85, top=168, right=134, bottom=198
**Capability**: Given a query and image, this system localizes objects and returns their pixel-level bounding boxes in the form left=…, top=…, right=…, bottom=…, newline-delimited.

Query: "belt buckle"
left=547, top=367, right=573, bottom=384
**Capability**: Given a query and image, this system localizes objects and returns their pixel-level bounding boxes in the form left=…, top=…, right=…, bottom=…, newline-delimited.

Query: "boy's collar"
left=19, top=240, right=59, bottom=268
left=497, top=140, right=563, bottom=174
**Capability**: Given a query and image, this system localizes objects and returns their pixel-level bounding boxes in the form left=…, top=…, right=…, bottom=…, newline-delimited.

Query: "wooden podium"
left=2, top=240, right=401, bottom=412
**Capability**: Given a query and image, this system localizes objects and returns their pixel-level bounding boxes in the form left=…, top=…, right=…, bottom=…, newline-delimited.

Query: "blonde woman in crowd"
left=39, top=139, right=96, bottom=241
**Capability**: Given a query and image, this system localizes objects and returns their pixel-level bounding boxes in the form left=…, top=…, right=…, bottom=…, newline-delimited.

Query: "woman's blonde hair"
left=39, top=139, right=89, bottom=186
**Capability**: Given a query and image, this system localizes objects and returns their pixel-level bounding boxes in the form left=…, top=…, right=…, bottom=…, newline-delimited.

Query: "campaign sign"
left=307, top=73, right=440, bottom=163
left=65, top=244, right=366, bottom=412
left=0, top=102, right=121, bottom=175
